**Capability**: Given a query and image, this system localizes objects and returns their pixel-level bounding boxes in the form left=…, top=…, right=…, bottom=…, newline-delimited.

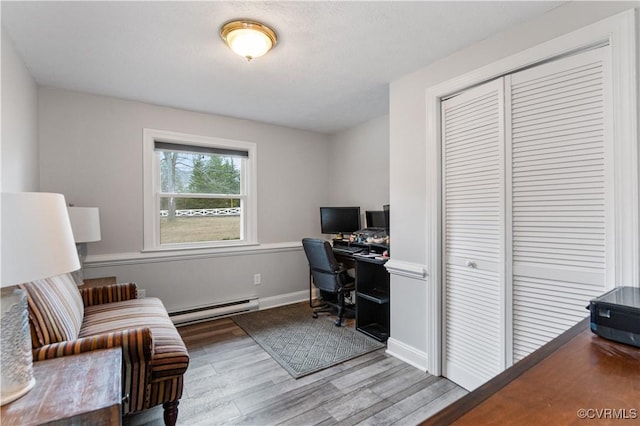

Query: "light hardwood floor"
left=124, top=308, right=466, bottom=426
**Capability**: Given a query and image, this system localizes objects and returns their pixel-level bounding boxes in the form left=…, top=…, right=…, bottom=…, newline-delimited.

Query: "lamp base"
left=71, top=269, right=85, bottom=286
left=1, top=287, right=36, bottom=406
left=0, top=377, right=35, bottom=406
left=72, top=243, right=87, bottom=286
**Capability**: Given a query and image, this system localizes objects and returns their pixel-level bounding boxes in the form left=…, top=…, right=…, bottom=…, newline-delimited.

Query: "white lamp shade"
left=67, top=207, right=101, bottom=243
left=1, top=193, right=80, bottom=287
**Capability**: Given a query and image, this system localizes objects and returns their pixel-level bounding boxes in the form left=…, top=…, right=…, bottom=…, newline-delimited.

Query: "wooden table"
left=424, top=318, right=640, bottom=425
left=1, top=348, right=122, bottom=425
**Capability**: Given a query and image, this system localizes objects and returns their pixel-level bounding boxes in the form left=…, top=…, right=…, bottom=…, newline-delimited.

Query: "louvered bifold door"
left=508, top=47, right=610, bottom=362
left=442, top=78, right=506, bottom=391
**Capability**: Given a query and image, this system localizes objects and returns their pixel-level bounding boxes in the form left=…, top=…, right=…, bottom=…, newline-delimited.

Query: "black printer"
left=589, top=286, right=640, bottom=348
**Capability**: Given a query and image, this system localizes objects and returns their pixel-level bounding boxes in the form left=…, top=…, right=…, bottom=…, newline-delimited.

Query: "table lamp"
left=67, top=207, right=101, bottom=285
left=1, top=192, right=80, bottom=405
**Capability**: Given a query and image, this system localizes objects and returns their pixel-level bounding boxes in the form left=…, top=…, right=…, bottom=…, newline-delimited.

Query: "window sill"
left=83, top=241, right=303, bottom=268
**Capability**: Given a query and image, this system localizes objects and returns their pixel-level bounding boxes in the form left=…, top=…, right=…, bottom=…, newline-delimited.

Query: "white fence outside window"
left=160, top=208, right=241, bottom=217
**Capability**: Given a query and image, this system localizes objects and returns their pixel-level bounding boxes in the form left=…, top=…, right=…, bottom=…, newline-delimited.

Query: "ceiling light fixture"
left=220, top=20, right=277, bottom=62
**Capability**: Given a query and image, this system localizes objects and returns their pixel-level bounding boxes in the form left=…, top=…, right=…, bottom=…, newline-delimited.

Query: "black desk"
left=308, top=240, right=390, bottom=342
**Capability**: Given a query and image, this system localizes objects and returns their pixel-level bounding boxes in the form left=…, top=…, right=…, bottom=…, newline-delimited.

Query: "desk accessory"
left=589, top=286, right=640, bottom=347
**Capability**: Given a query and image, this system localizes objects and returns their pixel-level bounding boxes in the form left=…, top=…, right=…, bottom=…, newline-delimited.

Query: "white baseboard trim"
left=258, top=290, right=309, bottom=310
left=386, top=337, right=429, bottom=373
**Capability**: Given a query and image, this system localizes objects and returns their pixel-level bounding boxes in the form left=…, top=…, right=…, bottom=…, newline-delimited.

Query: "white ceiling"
left=2, top=1, right=565, bottom=134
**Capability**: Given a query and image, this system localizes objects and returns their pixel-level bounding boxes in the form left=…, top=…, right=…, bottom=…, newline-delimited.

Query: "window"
left=143, top=129, right=257, bottom=251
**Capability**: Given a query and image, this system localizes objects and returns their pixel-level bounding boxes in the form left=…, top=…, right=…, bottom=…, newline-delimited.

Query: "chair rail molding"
left=84, top=241, right=302, bottom=268
left=384, top=259, right=427, bottom=280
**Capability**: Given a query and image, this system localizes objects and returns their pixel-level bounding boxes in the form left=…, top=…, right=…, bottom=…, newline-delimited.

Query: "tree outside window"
left=157, top=148, right=245, bottom=244
left=144, top=129, right=256, bottom=251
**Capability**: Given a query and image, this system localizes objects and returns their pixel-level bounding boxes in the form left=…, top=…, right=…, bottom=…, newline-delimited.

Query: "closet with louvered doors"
left=442, top=78, right=507, bottom=392
left=442, top=46, right=611, bottom=391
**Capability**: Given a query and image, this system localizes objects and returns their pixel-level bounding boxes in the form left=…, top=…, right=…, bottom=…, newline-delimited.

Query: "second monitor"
left=365, top=210, right=386, bottom=229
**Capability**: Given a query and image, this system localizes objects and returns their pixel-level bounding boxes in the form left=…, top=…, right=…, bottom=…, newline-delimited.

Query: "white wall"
left=388, top=2, right=639, bottom=368
left=329, top=114, right=389, bottom=216
left=38, top=87, right=331, bottom=312
left=1, top=28, right=39, bottom=192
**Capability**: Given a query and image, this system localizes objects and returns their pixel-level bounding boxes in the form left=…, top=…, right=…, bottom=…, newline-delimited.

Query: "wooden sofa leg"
left=163, top=400, right=179, bottom=426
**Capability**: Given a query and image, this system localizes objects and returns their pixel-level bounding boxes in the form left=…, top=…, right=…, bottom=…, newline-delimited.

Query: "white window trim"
left=143, top=128, right=258, bottom=252
left=423, top=10, right=637, bottom=377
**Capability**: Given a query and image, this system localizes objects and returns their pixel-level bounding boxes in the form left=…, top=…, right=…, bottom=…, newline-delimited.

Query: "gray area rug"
left=232, top=303, right=385, bottom=378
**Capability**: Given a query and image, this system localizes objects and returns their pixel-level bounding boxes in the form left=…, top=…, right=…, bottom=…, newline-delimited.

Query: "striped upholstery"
left=149, top=377, right=184, bottom=408
left=81, top=298, right=189, bottom=380
left=32, top=327, right=153, bottom=414
left=20, top=274, right=84, bottom=347
left=80, top=283, right=137, bottom=306
left=22, top=274, right=189, bottom=420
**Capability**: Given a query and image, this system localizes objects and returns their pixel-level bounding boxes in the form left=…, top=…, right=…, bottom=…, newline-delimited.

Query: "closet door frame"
left=424, top=10, right=637, bottom=376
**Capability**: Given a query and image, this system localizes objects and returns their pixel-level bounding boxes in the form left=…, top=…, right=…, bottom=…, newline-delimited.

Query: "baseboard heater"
left=170, top=298, right=259, bottom=325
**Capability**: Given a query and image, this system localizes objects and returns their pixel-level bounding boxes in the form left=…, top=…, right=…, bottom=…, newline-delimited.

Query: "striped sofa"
left=19, top=273, right=189, bottom=426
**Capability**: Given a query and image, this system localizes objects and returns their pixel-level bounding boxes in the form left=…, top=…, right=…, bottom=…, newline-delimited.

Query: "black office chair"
left=302, top=238, right=355, bottom=326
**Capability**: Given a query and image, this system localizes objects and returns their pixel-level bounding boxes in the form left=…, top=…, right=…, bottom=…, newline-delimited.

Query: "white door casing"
left=443, top=47, right=611, bottom=389
left=425, top=10, right=637, bottom=378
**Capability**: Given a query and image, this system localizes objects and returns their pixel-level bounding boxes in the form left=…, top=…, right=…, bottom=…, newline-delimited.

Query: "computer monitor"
left=383, top=204, right=390, bottom=234
left=366, top=210, right=386, bottom=229
left=320, top=207, right=361, bottom=235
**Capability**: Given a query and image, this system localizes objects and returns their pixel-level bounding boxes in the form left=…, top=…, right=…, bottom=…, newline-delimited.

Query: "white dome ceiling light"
left=220, top=20, right=278, bottom=62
